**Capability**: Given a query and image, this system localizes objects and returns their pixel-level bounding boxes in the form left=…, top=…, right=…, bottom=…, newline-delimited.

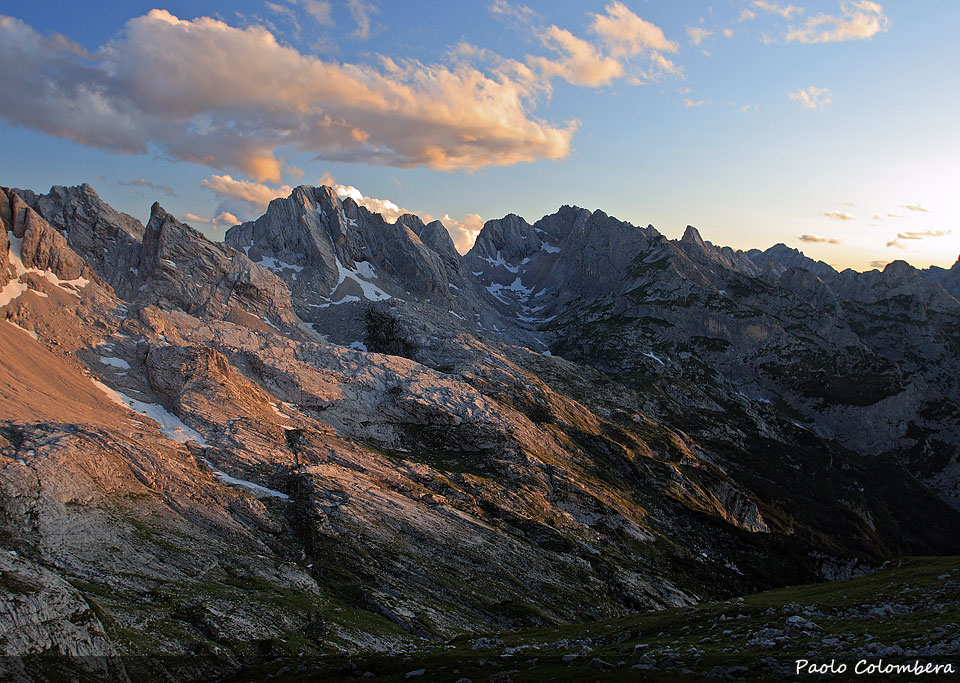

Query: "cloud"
left=441, top=213, right=486, bottom=253
left=752, top=1, right=804, bottom=19
left=347, top=0, right=376, bottom=39
left=886, top=230, right=952, bottom=248
left=181, top=210, right=241, bottom=230
left=887, top=213, right=903, bottom=218
left=587, top=2, right=681, bottom=81
left=868, top=260, right=888, bottom=269
left=789, top=86, right=832, bottom=110
left=489, top=0, right=535, bottom=26
left=683, top=98, right=706, bottom=107
left=522, top=3, right=680, bottom=88
left=0, top=11, right=580, bottom=182
left=531, top=26, right=624, bottom=87
left=900, top=203, right=930, bottom=212
left=722, top=28, right=734, bottom=38
left=737, top=104, right=758, bottom=113
left=686, top=27, right=713, bottom=46
left=201, top=175, right=294, bottom=212
left=785, top=1, right=889, bottom=44
left=117, top=178, right=176, bottom=196
left=799, top=234, right=842, bottom=244
left=301, top=0, right=333, bottom=26
left=824, top=211, right=855, bottom=221
left=739, top=9, right=757, bottom=22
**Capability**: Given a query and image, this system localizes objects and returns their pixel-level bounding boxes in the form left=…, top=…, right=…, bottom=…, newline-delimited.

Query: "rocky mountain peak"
left=681, top=225, right=708, bottom=249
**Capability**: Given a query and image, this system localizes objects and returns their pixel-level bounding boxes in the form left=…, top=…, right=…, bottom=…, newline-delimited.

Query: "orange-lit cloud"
left=785, top=1, right=889, bottom=44
left=181, top=211, right=241, bottom=230
left=799, top=234, right=842, bottom=244
left=753, top=1, right=804, bottom=19
left=687, top=27, right=713, bottom=46
left=201, top=175, right=294, bottom=212
left=824, top=211, right=855, bottom=221
left=531, top=26, right=624, bottom=87
left=886, top=230, right=952, bottom=248
left=900, top=204, right=930, bottom=212
left=0, top=10, right=578, bottom=179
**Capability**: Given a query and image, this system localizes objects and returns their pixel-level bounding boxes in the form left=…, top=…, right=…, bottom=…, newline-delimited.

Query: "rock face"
left=140, top=203, right=298, bottom=330
left=3, top=182, right=960, bottom=681
left=19, top=183, right=144, bottom=299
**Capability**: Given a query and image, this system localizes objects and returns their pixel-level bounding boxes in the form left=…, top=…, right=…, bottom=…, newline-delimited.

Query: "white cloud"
left=824, top=210, right=855, bottom=220
left=799, top=234, right=842, bottom=244
left=301, top=0, right=333, bottom=26
left=0, top=10, right=577, bottom=181
left=347, top=0, right=376, bottom=39
left=752, top=1, right=804, bottom=19
left=785, top=1, right=889, bottom=44
left=789, top=86, right=832, bottom=110
left=687, top=27, right=713, bottom=46
left=591, top=1, right=678, bottom=56
left=683, top=98, right=706, bottom=108
left=900, top=203, right=930, bottom=212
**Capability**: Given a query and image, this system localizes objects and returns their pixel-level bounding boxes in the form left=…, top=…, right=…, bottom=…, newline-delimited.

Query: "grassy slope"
left=230, top=556, right=960, bottom=682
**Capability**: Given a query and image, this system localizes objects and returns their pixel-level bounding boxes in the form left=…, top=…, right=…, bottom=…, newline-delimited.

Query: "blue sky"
left=1, top=1, right=957, bottom=270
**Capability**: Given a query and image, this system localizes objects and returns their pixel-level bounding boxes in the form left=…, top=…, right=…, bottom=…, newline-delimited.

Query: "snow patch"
left=200, top=458, right=289, bottom=499
left=91, top=380, right=207, bottom=445
left=2, top=233, right=88, bottom=304
left=540, top=242, right=560, bottom=254
left=257, top=255, right=304, bottom=273
left=643, top=351, right=665, bottom=366
left=347, top=341, right=368, bottom=351
left=99, top=357, right=131, bottom=370
left=479, top=251, right=519, bottom=273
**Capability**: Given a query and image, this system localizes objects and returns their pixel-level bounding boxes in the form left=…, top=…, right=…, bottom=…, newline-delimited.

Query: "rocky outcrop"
left=140, top=203, right=298, bottom=330
left=1, top=188, right=99, bottom=284
left=22, top=183, right=144, bottom=299
left=0, top=551, right=125, bottom=681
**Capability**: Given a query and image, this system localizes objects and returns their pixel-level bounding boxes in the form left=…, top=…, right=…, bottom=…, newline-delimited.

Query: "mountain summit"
left=2, top=182, right=959, bottom=680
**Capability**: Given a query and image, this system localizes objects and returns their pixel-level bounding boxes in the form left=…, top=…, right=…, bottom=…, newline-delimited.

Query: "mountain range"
left=2, top=182, right=958, bottom=681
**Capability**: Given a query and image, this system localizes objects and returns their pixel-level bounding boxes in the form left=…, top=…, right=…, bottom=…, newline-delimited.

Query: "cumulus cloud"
left=117, top=178, right=176, bottom=196
left=201, top=175, right=295, bottom=213
left=785, top=1, right=889, bottom=44
left=824, top=211, right=855, bottom=221
left=683, top=98, right=706, bottom=107
left=530, top=26, right=624, bottom=87
left=686, top=27, right=713, bottom=46
left=900, top=203, right=930, bottom=212
left=181, top=210, right=241, bottom=230
left=526, top=2, right=680, bottom=87
left=441, top=213, right=486, bottom=253
left=752, top=1, right=804, bottom=19
left=789, top=86, right=832, bottom=110
left=0, top=10, right=578, bottom=182
left=799, top=234, right=842, bottom=244
left=886, top=230, right=952, bottom=248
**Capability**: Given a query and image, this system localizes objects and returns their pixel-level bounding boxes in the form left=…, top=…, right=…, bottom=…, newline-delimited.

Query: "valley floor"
left=219, top=557, right=960, bottom=682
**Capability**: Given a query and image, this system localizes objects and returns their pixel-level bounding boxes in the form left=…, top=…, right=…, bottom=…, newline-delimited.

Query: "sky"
left=0, top=0, right=957, bottom=271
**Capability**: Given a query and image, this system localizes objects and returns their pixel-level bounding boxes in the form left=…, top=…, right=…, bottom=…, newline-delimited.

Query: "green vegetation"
left=224, top=557, right=960, bottom=682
